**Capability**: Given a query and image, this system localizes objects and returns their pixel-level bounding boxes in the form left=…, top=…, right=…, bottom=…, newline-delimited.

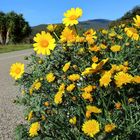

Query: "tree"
left=0, top=11, right=31, bottom=45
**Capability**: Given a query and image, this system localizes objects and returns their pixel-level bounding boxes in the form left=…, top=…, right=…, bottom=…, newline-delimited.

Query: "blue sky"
left=0, top=0, right=139, bottom=26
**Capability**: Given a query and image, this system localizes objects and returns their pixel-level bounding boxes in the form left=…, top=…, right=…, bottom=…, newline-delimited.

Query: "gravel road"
left=0, top=49, right=33, bottom=140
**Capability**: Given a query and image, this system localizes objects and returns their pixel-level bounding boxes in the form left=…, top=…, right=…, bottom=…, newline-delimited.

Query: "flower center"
left=69, top=15, right=77, bottom=20
left=15, top=68, right=21, bottom=74
left=40, top=40, right=49, bottom=48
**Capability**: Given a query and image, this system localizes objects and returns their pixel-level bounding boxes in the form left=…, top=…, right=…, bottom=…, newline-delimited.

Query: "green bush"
left=10, top=8, right=140, bottom=140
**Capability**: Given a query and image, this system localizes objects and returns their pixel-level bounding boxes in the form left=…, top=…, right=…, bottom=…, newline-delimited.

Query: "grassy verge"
left=0, top=44, right=32, bottom=54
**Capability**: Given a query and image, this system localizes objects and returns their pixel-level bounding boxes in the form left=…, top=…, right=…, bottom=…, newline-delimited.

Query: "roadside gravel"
left=0, top=49, right=33, bottom=140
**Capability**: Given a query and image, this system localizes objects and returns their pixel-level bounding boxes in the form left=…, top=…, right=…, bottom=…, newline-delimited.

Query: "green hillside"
left=31, top=19, right=112, bottom=36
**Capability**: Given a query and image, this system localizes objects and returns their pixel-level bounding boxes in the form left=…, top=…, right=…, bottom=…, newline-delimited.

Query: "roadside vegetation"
left=0, top=44, right=32, bottom=53
left=10, top=7, right=140, bottom=140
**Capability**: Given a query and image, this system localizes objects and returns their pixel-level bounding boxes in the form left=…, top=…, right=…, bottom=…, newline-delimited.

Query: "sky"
left=0, top=0, right=140, bottom=26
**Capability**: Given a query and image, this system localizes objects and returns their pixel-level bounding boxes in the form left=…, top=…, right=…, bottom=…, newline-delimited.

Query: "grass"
left=0, top=44, right=32, bottom=54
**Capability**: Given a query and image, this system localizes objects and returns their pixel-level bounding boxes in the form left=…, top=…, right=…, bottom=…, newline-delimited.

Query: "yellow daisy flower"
left=100, top=71, right=112, bottom=87
left=33, top=31, right=56, bottom=55
left=47, top=24, right=57, bottom=32
left=69, top=116, right=77, bottom=125
left=124, top=27, right=139, bottom=41
left=46, top=72, right=55, bottom=83
left=133, top=15, right=140, bottom=28
left=66, top=84, right=75, bottom=92
left=28, top=111, right=33, bottom=121
left=114, top=71, right=133, bottom=87
left=68, top=74, right=80, bottom=82
left=60, top=27, right=76, bottom=44
left=54, top=91, right=63, bottom=104
left=63, top=7, right=83, bottom=26
left=82, top=120, right=100, bottom=137
left=110, top=45, right=121, bottom=52
left=86, top=105, right=102, bottom=114
left=105, top=123, right=116, bottom=133
left=62, top=62, right=71, bottom=72
left=132, top=76, right=140, bottom=83
left=10, top=62, right=24, bottom=80
left=29, top=122, right=40, bottom=137
left=92, top=56, right=98, bottom=63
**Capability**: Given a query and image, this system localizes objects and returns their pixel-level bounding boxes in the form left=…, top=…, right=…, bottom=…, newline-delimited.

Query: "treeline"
left=110, top=6, right=140, bottom=27
left=0, top=11, right=31, bottom=45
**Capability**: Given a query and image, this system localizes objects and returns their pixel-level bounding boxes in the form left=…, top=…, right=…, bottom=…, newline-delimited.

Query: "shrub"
left=10, top=8, right=140, bottom=140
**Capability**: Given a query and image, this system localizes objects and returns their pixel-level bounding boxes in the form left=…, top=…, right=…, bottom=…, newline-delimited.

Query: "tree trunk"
left=0, top=33, right=3, bottom=44
left=6, top=30, right=10, bottom=44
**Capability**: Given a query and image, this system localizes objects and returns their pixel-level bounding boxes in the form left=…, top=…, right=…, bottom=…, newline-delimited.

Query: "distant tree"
left=0, top=11, right=31, bottom=45
left=0, top=12, right=6, bottom=44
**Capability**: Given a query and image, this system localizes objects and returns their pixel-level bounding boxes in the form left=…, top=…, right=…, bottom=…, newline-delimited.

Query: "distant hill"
left=31, top=19, right=112, bottom=36
left=110, top=6, right=140, bottom=27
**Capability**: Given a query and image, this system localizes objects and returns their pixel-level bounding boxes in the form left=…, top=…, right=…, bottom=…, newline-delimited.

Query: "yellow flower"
left=69, top=116, right=76, bottom=125
left=10, top=62, right=24, bottom=80
left=102, top=29, right=108, bottom=34
left=84, top=29, right=97, bottom=44
left=44, top=101, right=49, bottom=107
left=133, top=15, right=140, bottom=28
left=82, top=58, right=109, bottom=75
left=47, top=24, right=57, bottom=32
left=99, top=44, right=107, bottom=49
left=124, top=27, right=139, bottom=41
left=29, top=88, right=33, bottom=95
left=114, top=71, right=133, bottom=87
left=86, top=105, right=102, bottom=114
left=54, top=83, right=65, bottom=104
left=58, top=83, right=65, bottom=91
left=92, top=56, right=98, bottom=63
left=110, top=45, right=121, bottom=52
left=128, top=98, right=135, bottom=103
left=29, top=122, right=40, bottom=137
left=82, top=92, right=92, bottom=100
left=82, top=120, right=100, bottom=137
left=54, top=91, right=63, bottom=104
left=63, top=7, right=83, bottom=26
left=132, top=76, right=140, bottom=83
left=21, top=90, right=25, bottom=95
left=62, top=62, right=71, bottom=72
left=86, top=111, right=91, bottom=118
left=33, top=81, right=41, bottom=90
left=33, top=31, right=56, bottom=55
left=84, top=29, right=96, bottom=37
left=123, top=61, right=128, bottom=66
left=60, top=27, right=76, bottom=44
left=46, top=72, right=55, bottom=83
left=105, top=123, right=116, bottom=133
left=28, top=111, right=33, bottom=121
left=68, top=74, right=80, bottom=82
left=76, top=35, right=85, bottom=43
left=78, top=48, right=85, bottom=54
left=100, top=71, right=112, bottom=87
left=109, top=31, right=116, bottom=37
left=117, top=35, right=123, bottom=40
left=41, top=115, right=46, bottom=120
left=81, top=85, right=93, bottom=93
left=115, top=102, right=122, bottom=109
left=89, top=45, right=100, bottom=52
left=66, top=84, right=75, bottom=92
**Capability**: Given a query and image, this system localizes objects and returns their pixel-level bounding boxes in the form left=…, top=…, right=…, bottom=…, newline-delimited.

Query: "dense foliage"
left=10, top=8, right=140, bottom=140
left=0, top=11, right=31, bottom=45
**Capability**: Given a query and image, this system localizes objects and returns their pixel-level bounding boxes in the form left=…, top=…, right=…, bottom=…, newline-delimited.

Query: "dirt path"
left=0, top=49, right=33, bottom=140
